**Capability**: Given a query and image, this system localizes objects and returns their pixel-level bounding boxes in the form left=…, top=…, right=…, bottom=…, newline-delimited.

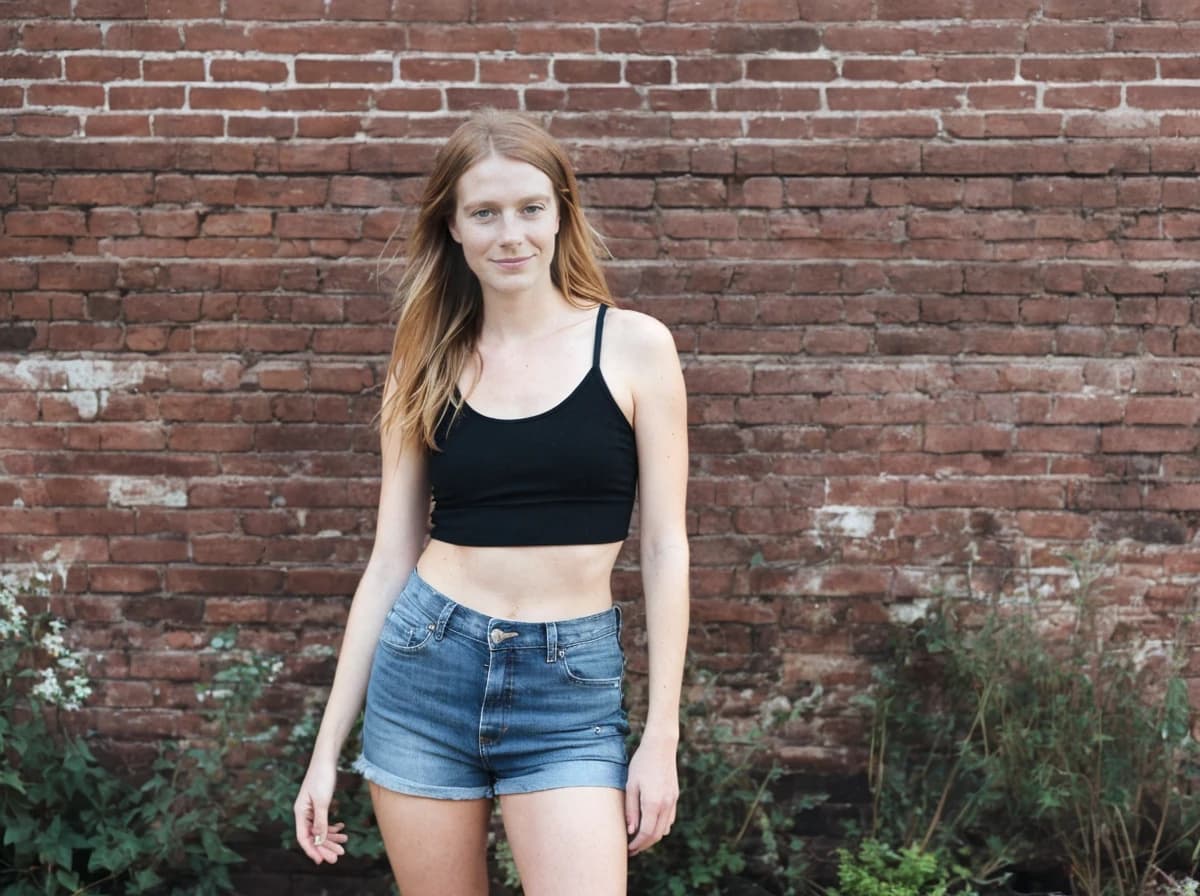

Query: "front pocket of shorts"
left=377, top=600, right=436, bottom=654
left=558, top=634, right=623, bottom=687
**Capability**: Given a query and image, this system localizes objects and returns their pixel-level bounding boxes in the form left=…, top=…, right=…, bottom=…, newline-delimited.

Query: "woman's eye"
left=523, top=205, right=545, bottom=215
left=472, top=208, right=494, bottom=219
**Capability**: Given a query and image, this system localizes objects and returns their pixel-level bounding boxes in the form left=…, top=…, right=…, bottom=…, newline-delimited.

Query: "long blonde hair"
left=380, top=109, right=614, bottom=450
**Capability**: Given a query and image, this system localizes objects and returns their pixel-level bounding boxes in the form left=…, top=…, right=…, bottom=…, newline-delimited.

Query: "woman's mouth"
left=493, top=255, right=533, bottom=270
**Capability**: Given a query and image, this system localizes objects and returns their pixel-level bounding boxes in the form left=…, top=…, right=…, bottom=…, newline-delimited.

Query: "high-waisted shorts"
left=352, top=569, right=629, bottom=799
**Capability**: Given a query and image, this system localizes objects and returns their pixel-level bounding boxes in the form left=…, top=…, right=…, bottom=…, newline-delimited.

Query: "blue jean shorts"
left=352, top=569, right=629, bottom=799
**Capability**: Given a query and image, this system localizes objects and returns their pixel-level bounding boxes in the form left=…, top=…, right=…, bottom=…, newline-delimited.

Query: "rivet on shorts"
left=594, top=726, right=602, bottom=734
left=557, top=649, right=565, bottom=659
left=427, top=623, right=435, bottom=631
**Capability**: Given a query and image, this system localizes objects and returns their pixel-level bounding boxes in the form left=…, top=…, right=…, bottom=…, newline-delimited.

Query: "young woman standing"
left=292, top=109, right=689, bottom=896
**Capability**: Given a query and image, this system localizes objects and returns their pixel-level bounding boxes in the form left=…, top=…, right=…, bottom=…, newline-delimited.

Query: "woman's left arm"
left=621, top=311, right=690, bottom=857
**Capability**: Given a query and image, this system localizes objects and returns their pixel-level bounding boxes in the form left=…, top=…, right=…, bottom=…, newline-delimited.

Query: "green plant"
left=829, top=838, right=979, bottom=896
left=494, top=671, right=823, bottom=895
left=0, top=566, right=282, bottom=895
left=1147, top=871, right=1200, bottom=896
left=864, top=548, right=1200, bottom=896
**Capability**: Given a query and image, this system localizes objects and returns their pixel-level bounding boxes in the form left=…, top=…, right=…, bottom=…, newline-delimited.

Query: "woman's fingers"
left=295, top=795, right=342, bottom=864
left=314, top=821, right=349, bottom=863
left=627, top=791, right=677, bottom=855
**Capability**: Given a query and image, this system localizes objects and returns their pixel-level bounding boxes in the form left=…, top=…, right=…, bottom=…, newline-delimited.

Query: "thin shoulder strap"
left=591, top=303, right=608, bottom=369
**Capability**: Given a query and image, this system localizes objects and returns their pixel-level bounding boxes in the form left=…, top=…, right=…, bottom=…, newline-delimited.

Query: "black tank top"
left=428, top=304, right=638, bottom=546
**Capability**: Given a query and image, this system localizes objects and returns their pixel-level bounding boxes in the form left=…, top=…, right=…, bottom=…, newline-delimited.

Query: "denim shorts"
left=352, top=569, right=629, bottom=799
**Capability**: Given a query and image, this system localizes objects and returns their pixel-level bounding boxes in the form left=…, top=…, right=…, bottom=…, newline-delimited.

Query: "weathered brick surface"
left=4, top=4, right=1200, bottom=798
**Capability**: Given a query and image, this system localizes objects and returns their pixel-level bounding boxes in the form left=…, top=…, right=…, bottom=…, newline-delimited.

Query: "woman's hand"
left=624, top=731, right=680, bottom=856
left=293, top=759, right=350, bottom=864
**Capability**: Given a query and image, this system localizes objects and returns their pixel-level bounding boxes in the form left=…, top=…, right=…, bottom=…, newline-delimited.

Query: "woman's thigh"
left=369, top=783, right=492, bottom=896
left=499, top=786, right=627, bottom=896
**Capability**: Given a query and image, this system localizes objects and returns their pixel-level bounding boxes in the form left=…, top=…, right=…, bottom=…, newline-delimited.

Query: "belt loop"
left=545, top=622, right=558, bottom=663
left=614, top=604, right=622, bottom=635
left=434, top=601, right=455, bottom=641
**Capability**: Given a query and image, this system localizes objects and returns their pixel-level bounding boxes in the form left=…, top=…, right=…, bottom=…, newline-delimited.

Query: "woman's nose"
left=498, top=213, right=522, bottom=244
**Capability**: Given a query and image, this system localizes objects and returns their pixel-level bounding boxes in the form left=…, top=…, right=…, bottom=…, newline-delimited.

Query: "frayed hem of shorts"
left=492, top=760, right=628, bottom=796
left=352, top=754, right=494, bottom=800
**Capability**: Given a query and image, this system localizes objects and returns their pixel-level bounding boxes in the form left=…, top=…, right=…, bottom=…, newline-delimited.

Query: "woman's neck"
left=477, top=286, right=579, bottom=344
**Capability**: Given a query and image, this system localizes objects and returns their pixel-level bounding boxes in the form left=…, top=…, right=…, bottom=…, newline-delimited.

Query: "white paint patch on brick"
left=315, top=529, right=341, bottom=538
left=815, top=505, right=877, bottom=539
left=108, top=477, right=188, bottom=508
left=887, top=598, right=932, bottom=625
left=64, top=390, right=101, bottom=419
left=8, top=359, right=165, bottom=422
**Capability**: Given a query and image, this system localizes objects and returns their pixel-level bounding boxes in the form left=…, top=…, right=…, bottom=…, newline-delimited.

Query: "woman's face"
left=448, top=154, right=561, bottom=299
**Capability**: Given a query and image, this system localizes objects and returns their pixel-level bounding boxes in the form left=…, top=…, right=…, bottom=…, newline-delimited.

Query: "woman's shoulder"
left=603, top=305, right=677, bottom=359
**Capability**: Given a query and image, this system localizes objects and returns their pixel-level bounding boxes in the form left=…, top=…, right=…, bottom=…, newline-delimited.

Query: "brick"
left=231, top=177, right=328, bottom=206
left=109, top=86, right=185, bottom=110
left=1021, top=57, right=1157, bottom=83
left=104, top=22, right=181, bottom=50
left=149, top=113, right=221, bottom=137
left=1124, top=397, right=1200, bottom=425
left=202, top=211, right=273, bottom=237
left=83, top=113, right=150, bottom=137
left=1, top=53, right=63, bottom=79
left=75, top=0, right=148, bottom=16
left=226, top=0, right=323, bottom=18
left=389, top=0, right=471, bottom=17
left=476, top=0, right=666, bottom=19
left=1102, top=427, right=1200, bottom=453
left=210, top=59, right=288, bottom=82
left=554, top=58, right=621, bottom=83
left=142, top=57, right=204, bottom=81
left=276, top=212, right=361, bottom=239
left=295, top=58, right=393, bottom=83
left=625, top=59, right=671, bottom=84
left=1043, top=0, right=1139, bottom=16
left=147, top=0, right=220, bottom=14
left=401, top=57, right=475, bottom=81
left=89, top=566, right=162, bottom=594
left=228, top=114, right=296, bottom=139
left=21, top=22, right=104, bottom=49
left=190, top=86, right=268, bottom=110
left=5, top=211, right=88, bottom=236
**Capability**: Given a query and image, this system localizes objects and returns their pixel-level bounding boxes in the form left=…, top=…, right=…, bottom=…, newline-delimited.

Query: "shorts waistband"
left=400, top=568, right=621, bottom=653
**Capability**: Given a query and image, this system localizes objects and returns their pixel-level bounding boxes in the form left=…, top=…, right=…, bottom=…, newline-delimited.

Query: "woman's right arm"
left=293, top=373, right=430, bottom=864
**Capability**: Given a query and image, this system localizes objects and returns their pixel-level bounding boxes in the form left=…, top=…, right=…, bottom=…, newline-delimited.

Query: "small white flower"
left=31, top=668, right=64, bottom=704
left=2, top=600, right=27, bottom=633
left=40, top=631, right=68, bottom=657
left=67, top=676, right=92, bottom=705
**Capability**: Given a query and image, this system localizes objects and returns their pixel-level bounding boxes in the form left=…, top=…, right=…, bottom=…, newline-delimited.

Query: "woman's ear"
left=448, top=215, right=461, bottom=244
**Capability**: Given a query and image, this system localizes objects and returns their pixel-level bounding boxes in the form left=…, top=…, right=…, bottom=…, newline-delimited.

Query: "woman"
left=292, top=109, right=689, bottom=896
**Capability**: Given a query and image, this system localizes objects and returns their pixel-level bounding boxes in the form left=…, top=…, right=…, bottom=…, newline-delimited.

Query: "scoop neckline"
left=460, top=367, right=598, bottom=423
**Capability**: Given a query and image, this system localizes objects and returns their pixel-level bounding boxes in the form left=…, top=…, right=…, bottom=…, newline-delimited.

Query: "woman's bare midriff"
left=416, top=538, right=624, bottom=622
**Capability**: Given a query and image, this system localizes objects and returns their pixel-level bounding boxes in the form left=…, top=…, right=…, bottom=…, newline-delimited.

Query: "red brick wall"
left=3, top=3, right=1200, bottom=773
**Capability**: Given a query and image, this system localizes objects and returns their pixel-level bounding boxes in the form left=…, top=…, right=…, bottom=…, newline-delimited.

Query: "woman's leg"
left=369, top=783, right=493, bottom=896
left=499, top=786, right=628, bottom=896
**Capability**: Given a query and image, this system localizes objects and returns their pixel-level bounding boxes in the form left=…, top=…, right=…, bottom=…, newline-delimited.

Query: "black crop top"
left=428, top=304, right=638, bottom=547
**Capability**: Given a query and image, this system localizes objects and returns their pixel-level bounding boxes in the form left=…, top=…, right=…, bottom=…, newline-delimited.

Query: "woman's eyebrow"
left=462, top=193, right=553, bottom=209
